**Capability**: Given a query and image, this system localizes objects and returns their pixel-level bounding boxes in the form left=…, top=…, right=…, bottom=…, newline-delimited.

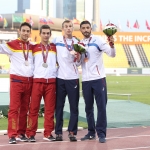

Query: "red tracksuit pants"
left=8, top=75, right=32, bottom=138
left=26, top=81, right=56, bottom=137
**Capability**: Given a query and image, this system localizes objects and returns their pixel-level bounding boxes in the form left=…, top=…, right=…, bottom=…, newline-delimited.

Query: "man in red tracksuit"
left=0, top=22, right=33, bottom=144
left=26, top=25, right=57, bottom=142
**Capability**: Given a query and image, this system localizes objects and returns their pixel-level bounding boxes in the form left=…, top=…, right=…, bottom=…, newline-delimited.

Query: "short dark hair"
left=62, top=20, right=72, bottom=28
left=19, top=22, right=31, bottom=31
left=80, top=21, right=91, bottom=28
left=40, top=25, right=51, bottom=34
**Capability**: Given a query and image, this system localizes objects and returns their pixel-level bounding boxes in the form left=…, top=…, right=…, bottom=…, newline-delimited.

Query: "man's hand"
left=107, top=36, right=114, bottom=48
left=70, top=50, right=77, bottom=57
left=70, top=50, right=81, bottom=62
left=76, top=52, right=81, bottom=62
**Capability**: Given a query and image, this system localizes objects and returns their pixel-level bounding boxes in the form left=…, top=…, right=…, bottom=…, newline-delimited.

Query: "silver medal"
left=42, top=63, right=48, bottom=68
left=24, top=60, right=29, bottom=66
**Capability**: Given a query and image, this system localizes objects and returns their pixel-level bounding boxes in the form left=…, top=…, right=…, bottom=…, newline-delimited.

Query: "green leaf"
left=73, top=44, right=79, bottom=52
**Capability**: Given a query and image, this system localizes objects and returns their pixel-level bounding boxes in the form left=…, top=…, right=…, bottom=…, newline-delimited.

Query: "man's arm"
left=98, top=36, right=116, bottom=57
left=0, top=44, right=13, bottom=55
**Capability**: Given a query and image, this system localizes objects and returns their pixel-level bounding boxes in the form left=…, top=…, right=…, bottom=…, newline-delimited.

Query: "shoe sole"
left=99, top=138, right=106, bottom=143
left=43, top=138, right=56, bottom=141
left=81, top=138, right=96, bottom=141
left=21, top=140, right=28, bottom=142
left=55, top=139, right=63, bottom=141
left=68, top=138, right=77, bottom=142
left=55, top=137, right=63, bottom=141
left=99, top=140, right=106, bottom=143
left=70, top=140, right=77, bottom=142
left=28, top=140, right=36, bottom=142
left=16, top=139, right=28, bottom=142
left=16, top=138, right=28, bottom=142
left=9, top=141, right=16, bottom=144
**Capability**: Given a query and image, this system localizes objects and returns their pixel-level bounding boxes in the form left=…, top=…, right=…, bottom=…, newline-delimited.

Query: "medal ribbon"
left=41, top=43, right=50, bottom=63
left=63, top=36, right=74, bottom=51
left=22, top=43, right=29, bottom=61
left=84, top=37, right=92, bottom=58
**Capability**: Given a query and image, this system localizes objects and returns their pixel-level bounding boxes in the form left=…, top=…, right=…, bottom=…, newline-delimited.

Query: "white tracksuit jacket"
left=53, top=36, right=80, bottom=80
left=80, top=35, right=116, bottom=82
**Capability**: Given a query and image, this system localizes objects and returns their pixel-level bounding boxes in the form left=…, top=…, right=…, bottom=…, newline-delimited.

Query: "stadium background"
left=1, top=29, right=150, bottom=74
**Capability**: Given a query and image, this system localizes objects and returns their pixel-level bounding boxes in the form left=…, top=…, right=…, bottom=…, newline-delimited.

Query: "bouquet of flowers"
left=73, top=42, right=88, bottom=62
left=73, top=42, right=86, bottom=54
left=103, top=22, right=117, bottom=47
left=103, top=23, right=117, bottom=37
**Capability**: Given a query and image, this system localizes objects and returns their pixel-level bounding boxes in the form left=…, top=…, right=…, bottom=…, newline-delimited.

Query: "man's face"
left=62, top=22, right=73, bottom=36
left=80, top=24, right=92, bottom=38
left=19, top=26, right=31, bottom=41
left=40, top=29, right=51, bottom=43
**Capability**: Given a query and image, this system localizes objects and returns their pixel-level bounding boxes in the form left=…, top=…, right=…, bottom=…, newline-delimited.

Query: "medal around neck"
left=24, top=60, right=29, bottom=66
left=42, top=63, right=48, bottom=68
left=103, top=22, right=117, bottom=37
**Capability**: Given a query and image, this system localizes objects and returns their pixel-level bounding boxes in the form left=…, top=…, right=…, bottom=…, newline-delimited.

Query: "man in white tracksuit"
left=53, top=20, right=80, bottom=142
left=79, top=21, right=116, bottom=143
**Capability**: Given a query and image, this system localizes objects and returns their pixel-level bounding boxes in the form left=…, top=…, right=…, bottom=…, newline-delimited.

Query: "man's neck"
left=64, top=34, right=72, bottom=39
left=19, top=38, right=28, bottom=43
left=41, top=41, right=49, bottom=46
left=84, top=35, right=91, bottom=39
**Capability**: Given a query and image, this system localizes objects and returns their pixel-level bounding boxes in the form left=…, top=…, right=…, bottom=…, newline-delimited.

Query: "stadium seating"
left=142, top=44, right=150, bottom=63
left=0, top=54, right=10, bottom=69
left=0, top=44, right=149, bottom=69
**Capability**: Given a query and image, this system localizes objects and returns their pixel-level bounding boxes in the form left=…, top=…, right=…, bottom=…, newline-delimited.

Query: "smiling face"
left=62, top=21, right=73, bottom=37
left=80, top=23, right=92, bottom=38
left=19, top=25, right=31, bottom=42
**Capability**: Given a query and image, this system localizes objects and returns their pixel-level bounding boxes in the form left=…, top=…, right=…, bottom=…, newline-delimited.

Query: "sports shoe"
left=55, top=134, right=63, bottom=141
left=99, top=137, right=106, bottom=143
left=9, top=137, right=16, bottom=144
left=80, top=134, right=96, bottom=141
left=68, top=132, right=77, bottom=142
left=16, top=134, right=28, bottom=142
left=28, top=136, right=36, bottom=142
left=43, top=135, right=56, bottom=141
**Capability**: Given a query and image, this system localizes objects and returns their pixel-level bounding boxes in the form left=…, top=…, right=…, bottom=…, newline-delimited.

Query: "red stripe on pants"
left=26, top=82, right=56, bottom=137
left=8, top=81, right=32, bottom=138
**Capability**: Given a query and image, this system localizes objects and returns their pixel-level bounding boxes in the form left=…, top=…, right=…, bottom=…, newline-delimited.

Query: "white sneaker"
left=16, top=134, right=28, bottom=142
left=43, top=135, right=55, bottom=141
